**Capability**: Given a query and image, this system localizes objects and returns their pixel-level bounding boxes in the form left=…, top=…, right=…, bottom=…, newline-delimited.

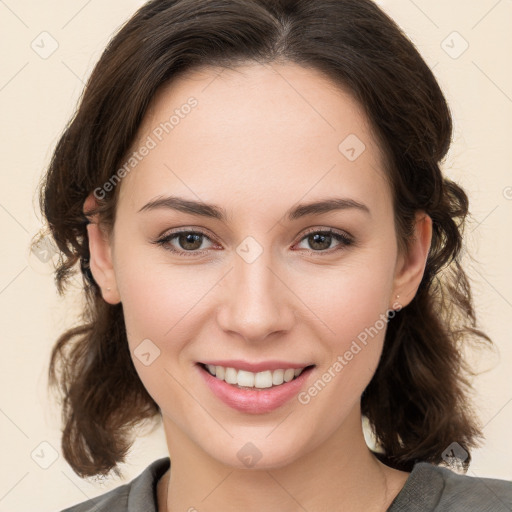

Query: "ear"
left=83, top=193, right=121, bottom=304
left=391, top=211, right=432, bottom=309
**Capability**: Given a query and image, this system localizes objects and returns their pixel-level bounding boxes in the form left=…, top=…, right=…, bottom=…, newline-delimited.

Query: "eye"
left=152, top=229, right=217, bottom=257
left=152, top=227, right=354, bottom=258
left=294, top=228, right=354, bottom=254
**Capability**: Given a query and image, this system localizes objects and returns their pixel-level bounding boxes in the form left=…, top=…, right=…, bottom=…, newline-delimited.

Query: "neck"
left=158, top=406, right=409, bottom=512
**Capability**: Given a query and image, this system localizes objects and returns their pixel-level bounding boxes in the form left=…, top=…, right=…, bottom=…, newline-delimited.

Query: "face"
left=86, top=62, right=431, bottom=470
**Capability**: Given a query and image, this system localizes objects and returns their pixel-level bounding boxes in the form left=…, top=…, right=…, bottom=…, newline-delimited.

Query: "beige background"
left=0, top=0, right=511, bottom=510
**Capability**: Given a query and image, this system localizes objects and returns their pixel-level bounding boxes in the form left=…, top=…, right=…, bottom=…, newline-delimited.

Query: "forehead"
left=117, top=62, right=391, bottom=218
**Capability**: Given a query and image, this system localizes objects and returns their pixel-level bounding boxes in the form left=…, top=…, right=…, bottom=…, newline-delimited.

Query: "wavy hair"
left=33, top=0, right=493, bottom=478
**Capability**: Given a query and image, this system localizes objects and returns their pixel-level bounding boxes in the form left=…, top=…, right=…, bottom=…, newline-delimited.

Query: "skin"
left=84, top=62, right=432, bottom=512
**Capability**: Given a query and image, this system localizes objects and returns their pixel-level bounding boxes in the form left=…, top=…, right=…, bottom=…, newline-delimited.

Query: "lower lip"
left=197, top=364, right=315, bottom=414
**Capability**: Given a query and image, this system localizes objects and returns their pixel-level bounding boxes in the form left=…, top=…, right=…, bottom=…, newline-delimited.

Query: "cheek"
left=112, top=251, right=207, bottom=413
left=113, top=244, right=213, bottom=342
left=294, top=271, right=394, bottom=436
left=317, top=288, right=389, bottom=387
left=298, top=255, right=396, bottom=343
left=296, top=248, right=396, bottom=396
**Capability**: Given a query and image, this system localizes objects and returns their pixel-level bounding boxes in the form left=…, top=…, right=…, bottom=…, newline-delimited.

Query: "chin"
left=200, top=431, right=311, bottom=471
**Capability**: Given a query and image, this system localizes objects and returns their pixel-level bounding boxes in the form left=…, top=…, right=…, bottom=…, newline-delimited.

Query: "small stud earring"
left=107, top=287, right=111, bottom=291
left=396, top=294, right=400, bottom=299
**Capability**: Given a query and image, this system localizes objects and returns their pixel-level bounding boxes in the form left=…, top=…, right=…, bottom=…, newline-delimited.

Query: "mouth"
left=196, top=361, right=317, bottom=414
left=197, top=362, right=316, bottom=390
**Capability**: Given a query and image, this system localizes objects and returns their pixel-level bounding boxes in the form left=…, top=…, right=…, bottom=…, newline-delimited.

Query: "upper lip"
left=199, top=360, right=315, bottom=373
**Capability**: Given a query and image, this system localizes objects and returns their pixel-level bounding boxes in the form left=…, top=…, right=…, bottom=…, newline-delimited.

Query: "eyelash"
left=152, top=227, right=354, bottom=258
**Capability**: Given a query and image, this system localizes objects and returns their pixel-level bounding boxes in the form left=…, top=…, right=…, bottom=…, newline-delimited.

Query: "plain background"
left=0, top=0, right=511, bottom=510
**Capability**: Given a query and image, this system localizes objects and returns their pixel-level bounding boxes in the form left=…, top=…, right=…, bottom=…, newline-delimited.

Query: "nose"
left=216, top=249, right=295, bottom=343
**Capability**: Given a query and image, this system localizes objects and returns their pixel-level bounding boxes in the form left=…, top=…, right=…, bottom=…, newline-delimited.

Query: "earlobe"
left=391, top=211, right=432, bottom=309
left=83, top=193, right=121, bottom=304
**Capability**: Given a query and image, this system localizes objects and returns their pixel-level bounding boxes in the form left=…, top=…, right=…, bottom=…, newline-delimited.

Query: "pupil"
left=310, top=233, right=330, bottom=250
left=180, top=233, right=202, bottom=250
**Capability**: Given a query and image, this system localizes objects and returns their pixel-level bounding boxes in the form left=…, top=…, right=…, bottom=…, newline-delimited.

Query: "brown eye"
left=153, top=229, right=216, bottom=257
left=296, top=229, right=354, bottom=254
left=177, top=232, right=204, bottom=251
left=307, top=233, right=333, bottom=251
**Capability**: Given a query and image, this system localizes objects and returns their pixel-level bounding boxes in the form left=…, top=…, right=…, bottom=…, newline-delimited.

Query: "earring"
left=107, top=287, right=111, bottom=291
left=389, top=294, right=401, bottom=312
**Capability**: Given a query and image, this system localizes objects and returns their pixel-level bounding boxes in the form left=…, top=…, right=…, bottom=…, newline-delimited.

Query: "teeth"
left=225, top=367, right=237, bottom=384
left=272, top=369, right=284, bottom=386
left=254, top=370, right=273, bottom=389
left=204, top=364, right=307, bottom=389
left=237, top=369, right=255, bottom=387
left=284, top=368, right=295, bottom=382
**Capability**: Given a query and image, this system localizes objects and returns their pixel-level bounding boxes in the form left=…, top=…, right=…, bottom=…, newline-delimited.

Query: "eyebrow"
left=138, top=195, right=371, bottom=221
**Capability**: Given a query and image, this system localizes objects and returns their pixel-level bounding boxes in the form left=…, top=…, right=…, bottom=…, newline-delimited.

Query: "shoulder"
left=59, top=457, right=170, bottom=512
left=432, top=463, right=512, bottom=511
left=390, top=461, right=512, bottom=512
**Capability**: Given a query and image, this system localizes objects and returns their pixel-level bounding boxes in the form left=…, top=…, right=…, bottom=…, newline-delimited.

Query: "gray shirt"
left=60, top=456, right=512, bottom=511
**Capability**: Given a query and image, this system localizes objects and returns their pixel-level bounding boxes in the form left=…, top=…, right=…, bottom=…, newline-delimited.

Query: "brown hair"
left=34, top=0, right=493, bottom=478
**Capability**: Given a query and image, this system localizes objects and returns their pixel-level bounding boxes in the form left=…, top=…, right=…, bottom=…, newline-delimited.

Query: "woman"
left=36, top=0, right=512, bottom=511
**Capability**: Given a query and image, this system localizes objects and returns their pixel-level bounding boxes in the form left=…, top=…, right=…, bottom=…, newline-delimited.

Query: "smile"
left=196, top=362, right=316, bottom=414
left=201, top=363, right=311, bottom=389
